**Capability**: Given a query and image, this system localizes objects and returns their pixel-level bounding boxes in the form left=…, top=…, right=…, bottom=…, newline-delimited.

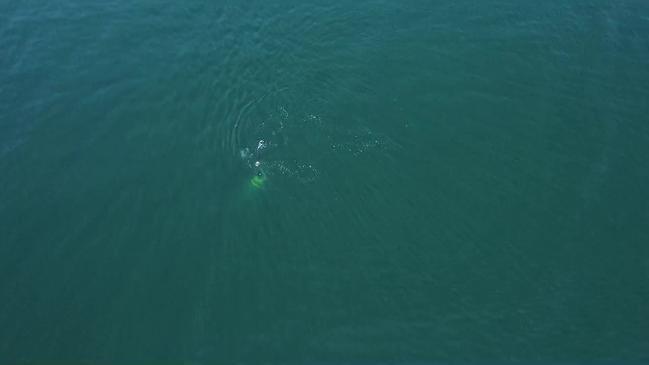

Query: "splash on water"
left=257, top=139, right=267, bottom=152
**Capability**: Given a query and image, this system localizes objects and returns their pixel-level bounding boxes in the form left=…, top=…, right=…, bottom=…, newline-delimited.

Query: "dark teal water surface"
left=2, top=1, right=649, bottom=363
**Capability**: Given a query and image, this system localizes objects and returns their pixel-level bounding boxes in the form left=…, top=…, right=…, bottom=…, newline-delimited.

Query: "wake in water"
left=238, top=105, right=397, bottom=188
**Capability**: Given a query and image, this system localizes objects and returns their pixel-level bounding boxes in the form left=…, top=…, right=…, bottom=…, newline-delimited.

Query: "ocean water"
left=1, top=0, right=649, bottom=363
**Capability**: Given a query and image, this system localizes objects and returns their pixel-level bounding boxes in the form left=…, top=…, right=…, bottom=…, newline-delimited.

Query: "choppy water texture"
left=2, top=0, right=649, bottom=363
